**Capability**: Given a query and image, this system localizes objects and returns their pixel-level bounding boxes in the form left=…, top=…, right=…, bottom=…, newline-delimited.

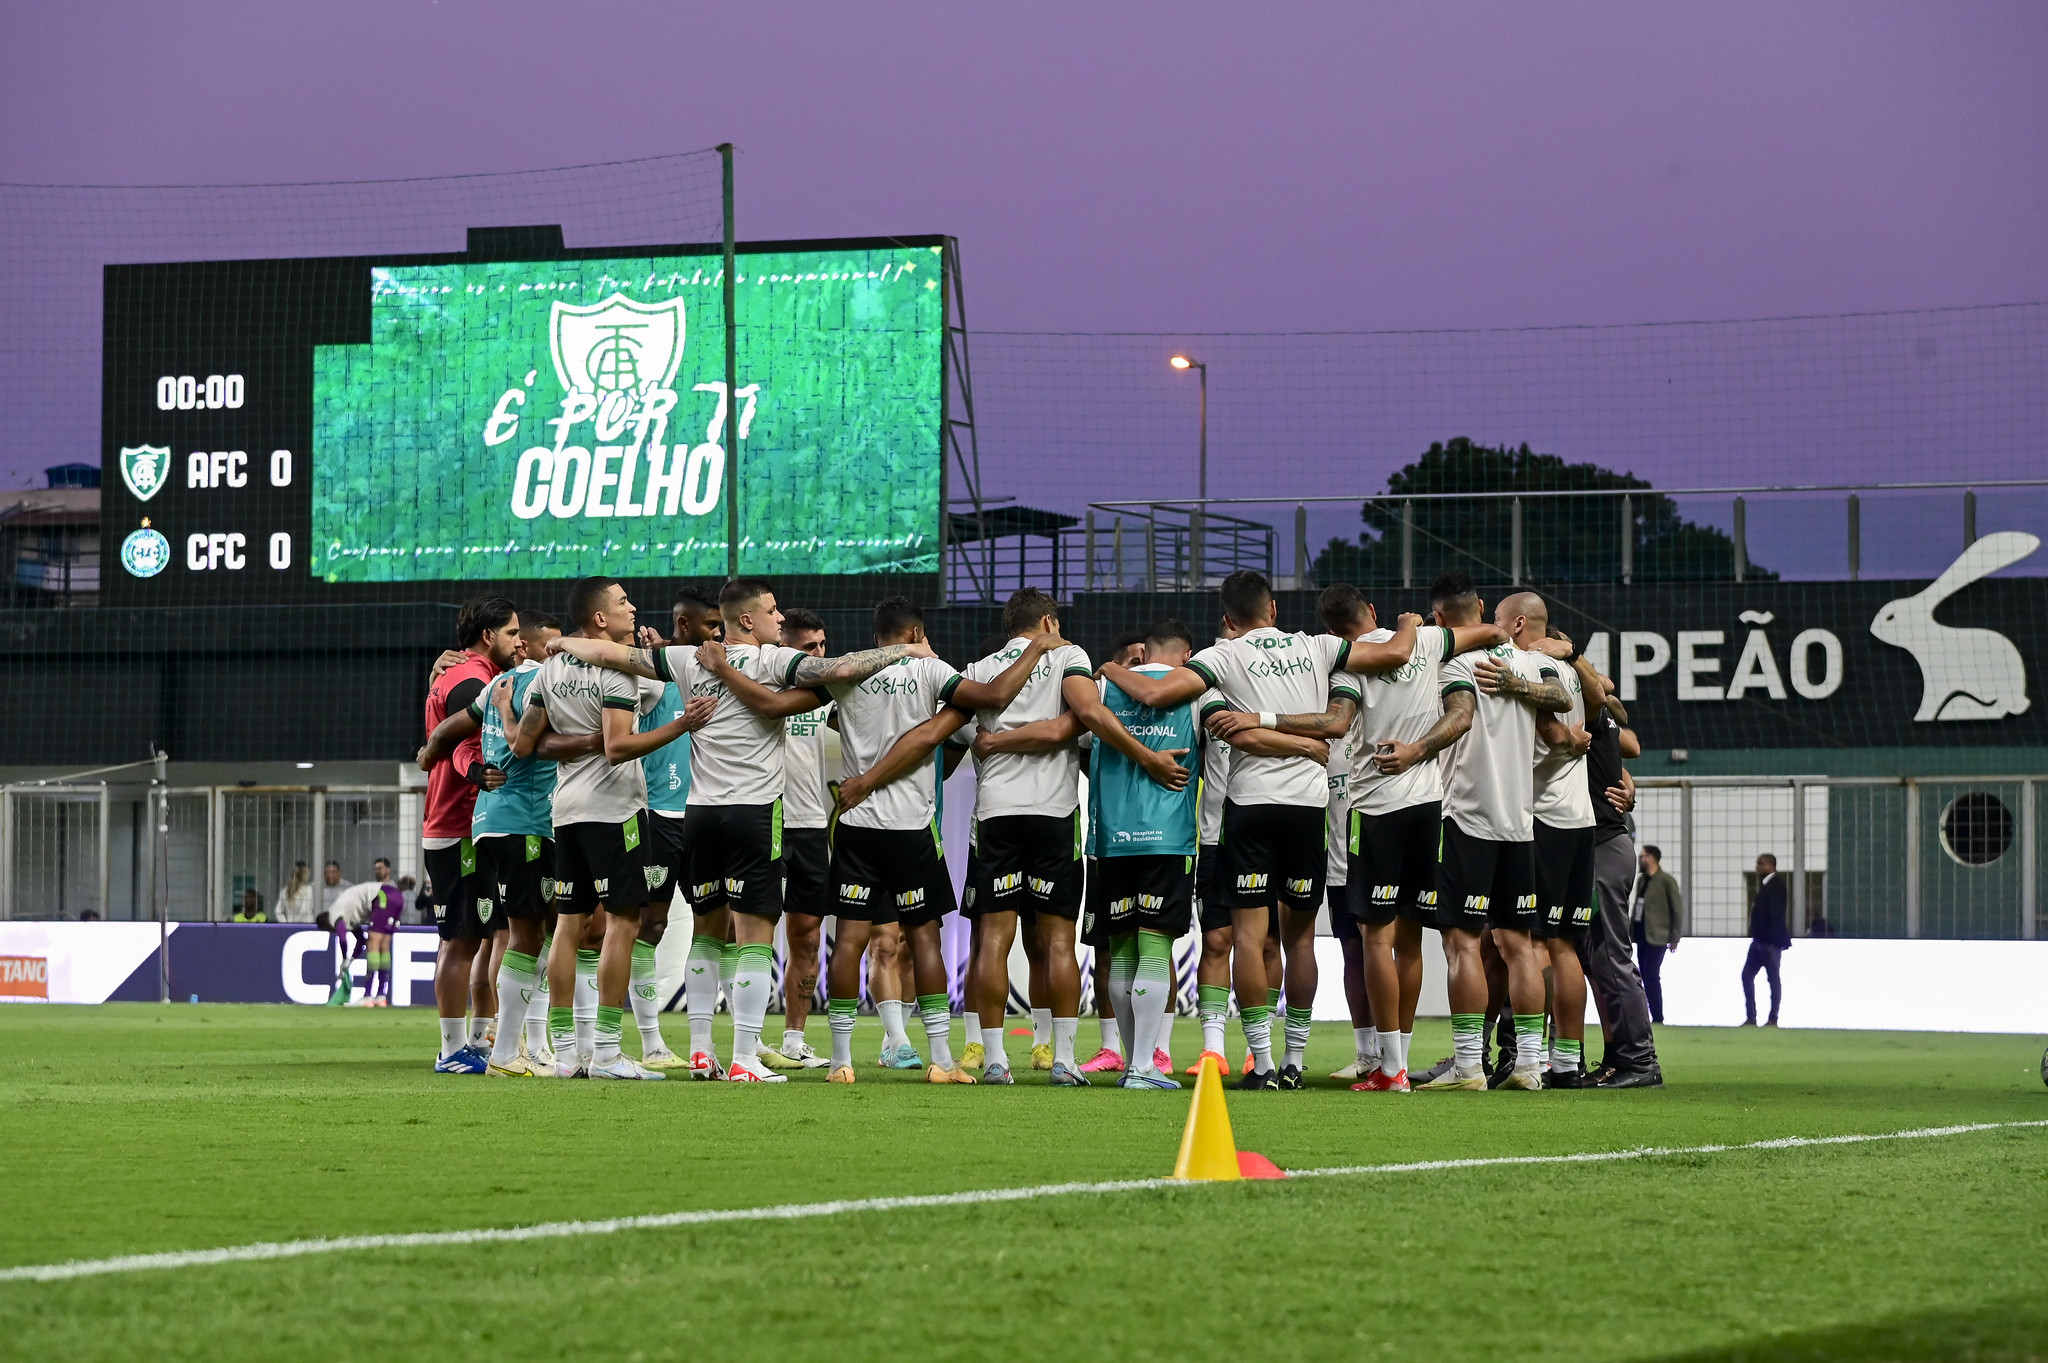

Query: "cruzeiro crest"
left=119, top=445, right=172, bottom=502
left=550, top=294, right=686, bottom=395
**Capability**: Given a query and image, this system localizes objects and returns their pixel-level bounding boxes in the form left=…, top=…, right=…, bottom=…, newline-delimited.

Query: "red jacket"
left=423, top=652, right=501, bottom=840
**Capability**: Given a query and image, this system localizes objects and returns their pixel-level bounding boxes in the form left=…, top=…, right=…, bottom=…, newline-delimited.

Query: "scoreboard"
left=101, top=235, right=950, bottom=605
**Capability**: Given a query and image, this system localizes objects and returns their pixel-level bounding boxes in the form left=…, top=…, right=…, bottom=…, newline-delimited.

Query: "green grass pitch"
left=1, top=1006, right=2044, bottom=1362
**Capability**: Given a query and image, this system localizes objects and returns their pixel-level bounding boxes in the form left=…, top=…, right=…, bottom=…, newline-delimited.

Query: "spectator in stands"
left=78, top=909, right=100, bottom=922
left=276, top=862, right=314, bottom=922
left=319, top=861, right=352, bottom=918
left=232, top=888, right=268, bottom=923
left=1631, top=845, right=1682, bottom=1024
left=409, top=874, right=436, bottom=927
left=1743, top=853, right=1791, bottom=1026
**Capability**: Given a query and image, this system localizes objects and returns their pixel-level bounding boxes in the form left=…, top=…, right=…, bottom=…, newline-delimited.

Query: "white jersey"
left=1325, top=749, right=1349, bottom=888
left=830, top=655, right=964, bottom=832
left=1439, top=644, right=1561, bottom=843
left=654, top=641, right=811, bottom=808
left=964, top=638, right=1093, bottom=821
left=1197, top=689, right=1230, bottom=846
left=532, top=653, right=657, bottom=826
left=1532, top=663, right=1595, bottom=830
left=782, top=699, right=835, bottom=830
left=327, top=880, right=382, bottom=927
left=1187, top=627, right=1362, bottom=807
left=1349, top=624, right=1456, bottom=816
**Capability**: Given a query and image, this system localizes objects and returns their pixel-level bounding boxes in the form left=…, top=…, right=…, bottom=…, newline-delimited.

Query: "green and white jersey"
left=654, top=641, right=817, bottom=808
left=640, top=681, right=694, bottom=818
left=782, top=699, right=835, bottom=831
left=531, top=653, right=658, bottom=826
left=1326, top=752, right=1349, bottom=887
left=963, top=637, right=1094, bottom=821
left=1087, top=665, right=1200, bottom=859
left=1439, top=644, right=1560, bottom=843
left=469, top=661, right=555, bottom=838
left=1197, top=688, right=1230, bottom=846
left=1186, top=627, right=1361, bottom=807
left=1349, top=625, right=1456, bottom=816
left=829, top=655, right=964, bottom=832
left=1532, top=664, right=1594, bottom=831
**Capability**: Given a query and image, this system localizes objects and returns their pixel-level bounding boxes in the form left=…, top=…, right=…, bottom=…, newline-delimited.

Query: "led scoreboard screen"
left=101, top=236, right=948, bottom=604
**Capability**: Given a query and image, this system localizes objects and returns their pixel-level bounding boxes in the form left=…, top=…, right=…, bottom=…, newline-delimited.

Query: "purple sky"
left=6, top=2, right=2043, bottom=331
left=4, top=2, right=2045, bottom=575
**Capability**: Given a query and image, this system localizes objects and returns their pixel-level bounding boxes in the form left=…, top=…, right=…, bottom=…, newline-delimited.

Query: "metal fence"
left=0, top=783, right=409, bottom=922
left=1633, top=776, right=2041, bottom=940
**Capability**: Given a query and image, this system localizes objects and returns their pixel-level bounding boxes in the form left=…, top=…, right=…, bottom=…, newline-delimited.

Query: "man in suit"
left=1743, top=853, right=1791, bottom=1026
left=1630, top=845, right=1683, bottom=1024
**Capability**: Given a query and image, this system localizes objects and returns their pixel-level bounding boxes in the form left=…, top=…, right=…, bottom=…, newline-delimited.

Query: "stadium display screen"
left=100, top=236, right=948, bottom=604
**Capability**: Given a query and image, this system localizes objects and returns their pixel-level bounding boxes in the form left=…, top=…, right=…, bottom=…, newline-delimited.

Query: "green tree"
left=1310, top=438, right=1770, bottom=587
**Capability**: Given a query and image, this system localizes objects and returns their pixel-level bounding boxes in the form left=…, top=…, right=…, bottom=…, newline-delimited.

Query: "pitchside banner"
left=100, top=235, right=947, bottom=604
left=1533, top=534, right=2045, bottom=749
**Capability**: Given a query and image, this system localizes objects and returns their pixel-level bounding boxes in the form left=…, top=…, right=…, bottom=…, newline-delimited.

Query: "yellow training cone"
left=1170, top=1053, right=1242, bottom=1181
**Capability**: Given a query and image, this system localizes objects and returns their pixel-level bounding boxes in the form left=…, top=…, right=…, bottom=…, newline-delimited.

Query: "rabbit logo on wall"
left=1870, top=531, right=2037, bottom=721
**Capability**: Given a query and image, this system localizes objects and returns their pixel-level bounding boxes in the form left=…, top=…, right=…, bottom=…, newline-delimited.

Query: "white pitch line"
left=4, top=1119, right=2041, bottom=1285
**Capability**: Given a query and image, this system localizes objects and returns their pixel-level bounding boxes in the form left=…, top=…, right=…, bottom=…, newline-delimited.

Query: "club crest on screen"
left=550, top=293, right=686, bottom=396
left=118, top=444, right=171, bottom=502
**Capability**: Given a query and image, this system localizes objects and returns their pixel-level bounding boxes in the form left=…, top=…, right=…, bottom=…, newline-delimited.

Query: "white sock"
left=1052, top=1016, right=1078, bottom=1069
left=1098, top=1015, right=1122, bottom=1058
left=1157, top=1008, right=1177, bottom=1064
left=981, top=1026, right=1007, bottom=1069
left=467, top=1016, right=490, bottom=1048
left=1032, top=1007, right=1051, bottom=1048
left=921, top=1003, right=954, bottom=1069
left=525, top=1012, right=548, bottom=1055
left=1128, top=979, right=1167, bottom=1076
left=1283, top=1012, right=1312, bottom=1070
left=1550, top=1040, right=1582, bottom=1074
left=1354, top=1026, right=1378, bottom=1063
left=684, top=936, right=720, bottom=1058
left=630, top=942, right=665, bottom=1055
left=573, top=951, right=600, bottom=1057
left=489, top=954, right=536, bottom=1065
left=781, top=1027, right=806, bottom=1053
left=1244, top=1014, right=1273, bottom=1073
left=1516, top=1026, right=1544, bottom=1070
left=829, top=1004, right=856, bottom=1069
left=438, top=1017, right=466, bottom=1059
left=1201, top=1008, right=1227, bottom=1057
left=1399, top=1029, right=1413, bottom=1073
left=731, top=945, right=771, bottom=1064
left=878, top=999, right=910, bottom=1051
left=1378, top=1029, right=1402, bottom=1077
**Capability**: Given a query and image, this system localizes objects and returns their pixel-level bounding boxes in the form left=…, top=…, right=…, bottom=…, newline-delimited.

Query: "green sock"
left=1130, top=931, right=1172, bottom=1069
left=1513, top=1013, right=1545, bottom=1069
left=1451, top=1012, right=1484, bottom=1071
left=917, top=993, right=954, bottom=1068
left=1197, top=984, right=1230, bottom=1014
left=594, top=1004, right=625, bottom=1062
left=1283, top=1004, right=1313, bottom=1066
left=1551, top=1036, right=1584, bottom=1073
left=1267, top=986, right=1282, bottom=1010
left=1239, top=1003, right=1273, bottom=1069
left=503, top=949, right=538, bottom=975
left=548, top=1005, right=573, bottom=1047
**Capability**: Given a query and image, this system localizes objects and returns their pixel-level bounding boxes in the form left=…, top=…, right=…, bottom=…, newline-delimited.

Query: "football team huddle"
left=414, top=565, right=1656, bottom=1093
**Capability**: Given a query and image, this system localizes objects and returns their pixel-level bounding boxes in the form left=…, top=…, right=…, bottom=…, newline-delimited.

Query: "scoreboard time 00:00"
left=155, top=373, right=245, bottom=411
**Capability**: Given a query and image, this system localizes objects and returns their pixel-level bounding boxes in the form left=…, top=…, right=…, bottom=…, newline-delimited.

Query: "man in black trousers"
left=1743, top=853, right=1791, bottom=1026
left=1632, top=845, right=1683, bottom=1023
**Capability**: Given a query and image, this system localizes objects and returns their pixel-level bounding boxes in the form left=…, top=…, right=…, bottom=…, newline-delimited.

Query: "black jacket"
left=1749, top=874, right=1792, bottom=948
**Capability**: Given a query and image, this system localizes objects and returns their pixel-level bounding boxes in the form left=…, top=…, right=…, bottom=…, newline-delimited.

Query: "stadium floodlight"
left=1170, top=355, right=1208, bottom=584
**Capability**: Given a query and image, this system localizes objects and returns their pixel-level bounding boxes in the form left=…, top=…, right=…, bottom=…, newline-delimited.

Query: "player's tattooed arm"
left=973, top=710, right=1084, bottom=756
left=1475, top=658, right=1573, bottom=712
left=1538, top=712, right=1593, bottom=757
left=791, top=641, right=929, bottom=688
left=1206, top=693, right=1356, bottom=741
left=836, top=708, right=974, bottom=813
left=507, top=693, right=553, bottom=759
left=697, top=641, right=822, bottom=718
left=1225, top=729, right=1330, bottom=765
left=543, top=635, right=661, bottom=679
left=1343, top=613, right=1422, bottom=673
left=1059, top=674, right=1190, bottom=790
left=1372, top=688, right=1474, bottom=776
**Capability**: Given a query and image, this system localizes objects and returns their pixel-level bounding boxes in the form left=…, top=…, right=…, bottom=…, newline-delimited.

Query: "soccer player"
left=1573, top=660, right=1663, bottom=1088
left=640, top=587, right=722, bottom=1071
left=785, top=597, right=1056, bottom=1084
left=1101, top=570, right=1415, bottom=1090
left=770, top=606, right=835, bottom=1069
left=1080, top=629, right=1147, bottom=1072
left=1310, top=583, right=1505, bottom=1091
left=551, top=585, right=955, bottom=1081
left=415, top=595, right=522, bottom=1073
left=514, top=577, right=707, bottom=1080
left=1410, top=578, right=1580, bottom=1092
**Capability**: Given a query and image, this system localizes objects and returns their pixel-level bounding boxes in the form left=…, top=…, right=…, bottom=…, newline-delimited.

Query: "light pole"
left=1170, top=354, right=1206, bottom=587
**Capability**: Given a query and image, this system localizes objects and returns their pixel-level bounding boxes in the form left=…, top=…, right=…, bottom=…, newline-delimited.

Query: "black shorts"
left=682, top=801, right=784, bottom=920
left=1196, top=845, right=1227, bottom=933
left=969, top=812, right=1083, bottom=920
left=1215, top=801, right=1326, bottom=913
left=424, top=839, right=492, bottom=941
left=1435, top=818, right=1537, bottom=932
left=476, top=834, right=554, bottom=921
left=645, top=809, right=688, bottom=891
left=1347, top=800, right=1442, bottom=927
left=554, top=812, right=668, bottom=917
left=830, top=823, right=947, bottom=927
left=783, top=826, right=830, bottom=919
left=1080, top=858, right=1106, bottom=948
left=1532, top=820, right=1597, bottom=942
left=1097, top=854, right=1195, bottom=938
left=1329, top=888, right=1359, bottom=943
